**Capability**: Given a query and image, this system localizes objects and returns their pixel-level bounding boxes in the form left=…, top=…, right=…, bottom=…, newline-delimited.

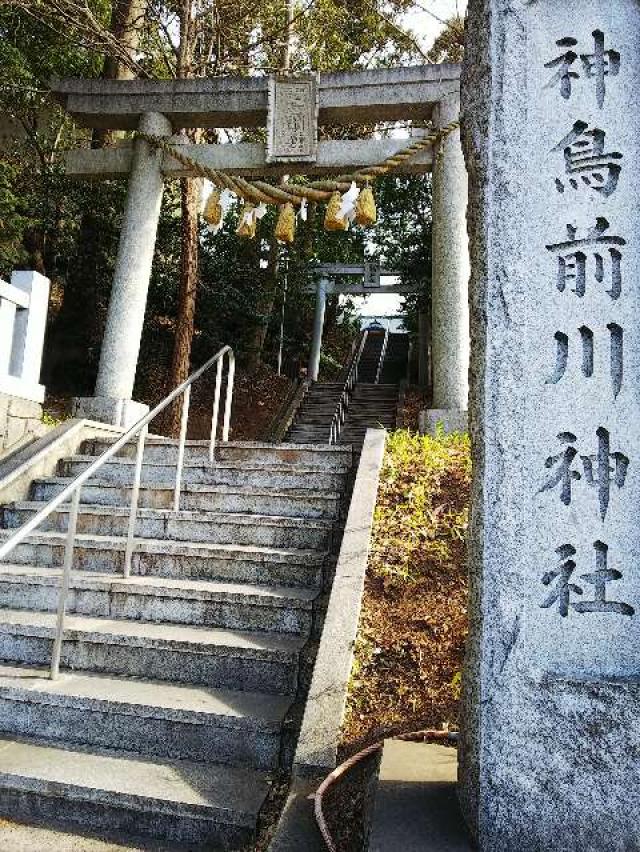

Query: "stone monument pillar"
left=74, top=111, right=172, bottom=427
left=460, top=2, right=640, bottom=849
left=308, top=278, right=327, bottom=382
left=426, top=91, right=470, bottom=434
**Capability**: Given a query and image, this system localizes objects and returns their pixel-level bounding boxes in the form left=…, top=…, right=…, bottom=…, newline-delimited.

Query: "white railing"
left=374, top=326, right=390, bottom=384
left=0, top=345, right=235, bottom=680
left=329, top=331, right=369, bottom=445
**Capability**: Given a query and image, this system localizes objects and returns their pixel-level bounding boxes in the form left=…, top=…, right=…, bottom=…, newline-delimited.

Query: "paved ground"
left=368, top=741, right=473, bottom=852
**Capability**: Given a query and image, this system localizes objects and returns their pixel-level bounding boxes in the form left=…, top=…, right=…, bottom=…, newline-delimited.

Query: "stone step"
left=306, top=383, right=343, bottom=389
left=59, top=456, right=348, bottom=491
left=350, top=397, right=398, bottom=403
left=0, top=735, right=269, bottom=848
left=356, top=383, right=397, bottom=389
left=343, top=423, right=395, bottom=429
left=350, top=400, right=397, bottom=406
left=0, top=608, right=305, bottom=694
left=291, top=417, right=336, bottom=422
left=343, top=421, right=395, bottom=428
left=345, top=412, right=396, bottom=419
left=81, top=439, right=351, bottom=471
left=348, top=411, right=395, bottom=416
left=289, top=432, right=329, bottom=441
left=3, top=503, right=333, bottom=551
left=30, top=478, right=342, bottom=520
left=0, top=530, right=326, bottom=588
left=287, top=423, right=335, bottom=430
left=341, top=428, right=384, bottom=436
left=348, top=408, right=396, bottom=412
left=0, top=663, right=291, bottom=769
left=291, top=410, right=340, bottom=417
left=0, top=565, right=317, bottom=635
left=291, top=410, right=339, bottom=417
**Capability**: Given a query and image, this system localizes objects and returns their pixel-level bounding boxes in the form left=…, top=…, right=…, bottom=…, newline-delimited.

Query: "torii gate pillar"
left=74, top=111, right=172, bottom=427
left=308, top=278, right=327, bottom=382
left=426, top=91, right=470, bottom=433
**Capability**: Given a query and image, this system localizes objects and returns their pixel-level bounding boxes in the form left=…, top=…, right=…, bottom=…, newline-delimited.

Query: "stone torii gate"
left=51, top=64, right=469, bottom=428
left=305, top=263, right=410, bottom=382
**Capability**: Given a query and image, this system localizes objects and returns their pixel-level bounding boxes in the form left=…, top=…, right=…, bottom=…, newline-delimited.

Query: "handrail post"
left=329, top=330, right=369, bottom=445
left=124, top=425, right=147, bottom=578
left=50, top=486, right=81, bottom=680
left=209, top=357, right=224, bottom=464
left=0, top=343, right=235, bottom=682
left=173, top=385, right=191, bottom=513
left=222, top=351, right=235, bottom=442
left=375, top=326, right=390, bottom=384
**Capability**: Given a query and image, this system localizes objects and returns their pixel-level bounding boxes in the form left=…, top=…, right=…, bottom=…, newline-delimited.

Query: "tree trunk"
left=166, top=176, right=200, bottom=436
left=104, top=0, right=147, bottom=79
left=246, top=235, right=280, bottom=373
left=165, top=3, right=200, bottom=437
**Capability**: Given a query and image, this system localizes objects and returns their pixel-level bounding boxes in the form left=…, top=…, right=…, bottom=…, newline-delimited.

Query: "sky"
left=354, top=1, right=466, bottom=320
left=402, top=0, right=467, bottom=49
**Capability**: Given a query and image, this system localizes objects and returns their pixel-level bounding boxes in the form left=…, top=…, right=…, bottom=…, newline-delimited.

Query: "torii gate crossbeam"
left=52, top=65, right=469, bottom=430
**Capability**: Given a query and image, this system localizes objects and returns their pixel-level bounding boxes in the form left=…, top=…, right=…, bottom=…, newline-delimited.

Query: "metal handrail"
left=329, top=330, right=369, bottom=445
left=0, top=345, right=235, bottom=679
left=375, top=326, right=390, bottom=384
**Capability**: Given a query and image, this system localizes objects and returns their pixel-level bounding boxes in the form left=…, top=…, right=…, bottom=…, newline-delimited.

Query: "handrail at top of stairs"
left=329, top=330, right=369, bottom=445
left=374, top=326, right=390, bottom=385
left=0, top=345, right=236, bottom=680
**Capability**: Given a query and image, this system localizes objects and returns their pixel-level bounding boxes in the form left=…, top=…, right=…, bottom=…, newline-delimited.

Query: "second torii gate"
left=305, top=263, right=411, bottom=382
left=51, top=64, right=469, bottom=429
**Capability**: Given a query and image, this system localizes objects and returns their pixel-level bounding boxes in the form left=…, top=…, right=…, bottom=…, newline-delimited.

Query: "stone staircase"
left=287, top=330, right=404, bottom=452
left=286, top=382, right=343, bottom=444
left=288, top=382, right=399, bottom=453
left=379, top=333, right=410, bottom=384
left=354, top=330, right=385, bottom=383
left=339, top=384, right=399, bottom=449
left=0, top=436, right=353, bottom=849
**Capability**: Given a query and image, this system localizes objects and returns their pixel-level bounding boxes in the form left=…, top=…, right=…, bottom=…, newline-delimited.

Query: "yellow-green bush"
left=371, top=429, right=471, bottom=582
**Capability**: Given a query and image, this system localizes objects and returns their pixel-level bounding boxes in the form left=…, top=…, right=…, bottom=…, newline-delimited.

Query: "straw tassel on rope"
left=135, top=121, right=460, bottom=238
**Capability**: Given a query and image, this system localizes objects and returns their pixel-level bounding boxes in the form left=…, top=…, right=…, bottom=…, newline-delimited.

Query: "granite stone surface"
left=0, top=393, right=44, bottom=456
left=94, top=111, right=171, bottom=403
left=431, top=92, right=470, bottom=412
left=460, top=2, right=640, bottom=849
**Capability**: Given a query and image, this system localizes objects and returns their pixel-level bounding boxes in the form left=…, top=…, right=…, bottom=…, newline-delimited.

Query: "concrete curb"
left=270, top=380, right=310, bottom=443
left=292, top=428, right=386, bottom=776
left=0, top=419, right=123, bottom=505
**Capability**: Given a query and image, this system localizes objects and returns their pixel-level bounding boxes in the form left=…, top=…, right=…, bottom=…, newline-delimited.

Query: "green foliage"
left=449, top=670, right=463, bottom=701
left=0, top=5, right=105, bottom=277
left=427, top=14, right=465, bottom=64
left=0, top=0, right=444, bottom=397
left=372, top=429, right=472, bottom=582
left=371, top=173, right=433, bottom=331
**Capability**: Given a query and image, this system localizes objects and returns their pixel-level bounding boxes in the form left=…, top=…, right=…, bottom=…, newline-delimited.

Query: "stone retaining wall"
left=0, top=394, right=45, bottom=456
